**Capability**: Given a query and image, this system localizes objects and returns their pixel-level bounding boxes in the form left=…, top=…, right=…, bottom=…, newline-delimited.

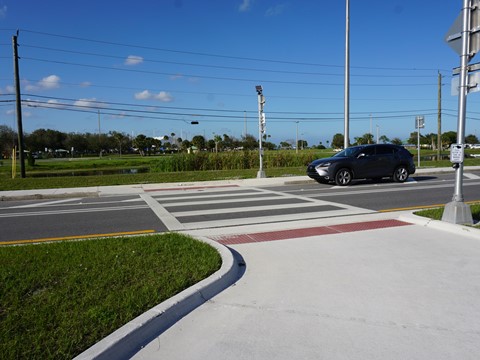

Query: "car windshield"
left=333, top=147, right=363, bottom=158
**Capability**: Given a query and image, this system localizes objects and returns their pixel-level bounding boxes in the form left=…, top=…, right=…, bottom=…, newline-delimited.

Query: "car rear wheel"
left=393, top=165, right=409, bottom=182
left=335, top=168, right=352, bottom=186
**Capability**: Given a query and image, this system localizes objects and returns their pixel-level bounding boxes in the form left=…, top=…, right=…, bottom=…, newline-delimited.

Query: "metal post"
left=417, top=118, right=421, bottom=168
left=296, top=121, right=299, bottom=154
left=442, top=0, right=473, bottom=224
left=12, top=34, right=25, bottom=178
left=344, top=0, right=350, bottom=149
left=256, top=86, right=266, bottom=178
left=415, top=116, right=424, bottom=168
left=244, top=110, right=247, bottom=138
left=437, top=72, right=442, bottom=159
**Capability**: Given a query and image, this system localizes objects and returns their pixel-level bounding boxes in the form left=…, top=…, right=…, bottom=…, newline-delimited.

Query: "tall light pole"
left=344, top=0, right=350, bottom=149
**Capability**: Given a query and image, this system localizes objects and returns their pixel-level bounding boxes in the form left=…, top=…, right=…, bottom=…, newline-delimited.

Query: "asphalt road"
left=267, top=171, right=480, bottom=211
left=1, top=170, right=479, bottom=244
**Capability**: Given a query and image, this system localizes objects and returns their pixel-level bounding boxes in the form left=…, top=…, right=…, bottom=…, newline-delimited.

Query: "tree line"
left=0, top=126, right=282, bottom=159
left=329, top=131, right=479, bottom=149
left=3, top=125, right=477, bottom=160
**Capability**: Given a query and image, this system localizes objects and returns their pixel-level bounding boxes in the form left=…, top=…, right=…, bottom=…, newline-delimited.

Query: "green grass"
left=0, top=167, right=307, bottom=191
left=0, top=234, right=221, bottom=359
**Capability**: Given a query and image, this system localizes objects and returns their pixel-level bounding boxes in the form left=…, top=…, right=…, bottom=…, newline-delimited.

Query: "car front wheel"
left=335, top=168, right=353, bottom=186
left=393, top=166, right=409, bottom=182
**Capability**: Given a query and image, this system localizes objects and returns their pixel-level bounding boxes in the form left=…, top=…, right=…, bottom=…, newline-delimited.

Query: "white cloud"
left=125, top=55, right=143, bottom=66
left=74, top=98, right=104, bottom=109
left=238, top=0, right=252, bottom=12
left=39, top=75, right=61, bottom=89
left=44, top=99, right=66, bottom=109
left=5, top=85, right=14, bottom=93
left=154, top=91, right=173, bottom=102
left=134, top=90, right=173, bottom=102
left=24, top=75, right=61, bottom=91
left=0, top=6, right=7, bottom=19
left=134, top=90, right=151, bottom=100
left=80, top=81, right=92, bottom=88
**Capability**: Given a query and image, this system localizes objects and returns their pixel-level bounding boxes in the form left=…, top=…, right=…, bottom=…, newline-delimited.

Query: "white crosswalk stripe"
left=143, top=186, right=374, bottom=231
left=464, top=172, right=480, bottom=179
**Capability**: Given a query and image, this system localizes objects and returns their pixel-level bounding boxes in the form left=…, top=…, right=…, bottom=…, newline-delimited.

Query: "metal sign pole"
left=442, top=0, right=474, bottom=224
left=256, top=86, right=266, bottom=179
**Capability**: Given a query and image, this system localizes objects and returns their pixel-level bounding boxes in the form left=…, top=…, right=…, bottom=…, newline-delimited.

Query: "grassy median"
left=0, top=234, right=221, bottom=359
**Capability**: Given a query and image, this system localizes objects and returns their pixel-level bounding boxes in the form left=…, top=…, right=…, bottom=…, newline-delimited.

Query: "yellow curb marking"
left=379, top=200, right=480, bottom=213
left=0, top=230, right=156, bottom=246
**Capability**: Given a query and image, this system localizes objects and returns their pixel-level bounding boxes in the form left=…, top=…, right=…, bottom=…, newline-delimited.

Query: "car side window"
left=362, top=147, right=375, bottom=156
left=376, top=145, right=393, bottom=155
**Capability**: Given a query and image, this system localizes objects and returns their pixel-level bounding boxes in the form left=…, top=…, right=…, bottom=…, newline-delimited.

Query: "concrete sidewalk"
left=129, top=214, right=480, bottom=360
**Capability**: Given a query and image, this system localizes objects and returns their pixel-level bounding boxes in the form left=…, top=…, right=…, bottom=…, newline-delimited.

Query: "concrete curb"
left=73, top=237, right=241, bottom=360
left=399, top=212, right=480, bottom=240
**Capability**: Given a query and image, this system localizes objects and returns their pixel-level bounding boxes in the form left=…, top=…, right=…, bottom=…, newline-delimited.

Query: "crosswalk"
left=143, top=186, right=374, bottom=231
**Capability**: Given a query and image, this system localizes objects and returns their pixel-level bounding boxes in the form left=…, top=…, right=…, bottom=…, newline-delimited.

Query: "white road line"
left=464, top=172, right=480, bottom=179
left=176, top=208, right=374, bottom=230
left=0, top=205, right=148, bottom=218
left=140, top=194, right=184, bottom=231
left=252, top=187, right=370, bottom=213
left=171, top=202, right=330, bottom=217
left=156, top=195, right=281, bottom=207
left=8, top=198, right=83, bottom=209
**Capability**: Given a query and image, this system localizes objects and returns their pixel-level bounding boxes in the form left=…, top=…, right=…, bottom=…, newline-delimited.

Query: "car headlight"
left=316, top=162, right=330, bottom=168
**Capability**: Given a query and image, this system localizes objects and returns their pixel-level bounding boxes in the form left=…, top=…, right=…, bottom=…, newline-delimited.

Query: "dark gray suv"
left=307, top=144, right=415, bottom=186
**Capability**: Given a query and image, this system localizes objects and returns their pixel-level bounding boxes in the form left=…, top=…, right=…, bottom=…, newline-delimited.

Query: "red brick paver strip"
left=212, top=219, right=412, bottom=245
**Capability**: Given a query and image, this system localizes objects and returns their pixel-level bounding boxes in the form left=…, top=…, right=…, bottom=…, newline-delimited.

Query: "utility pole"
left=437, top=72, right=442, bottom=159
left=12, top=32, right=26, bottom=178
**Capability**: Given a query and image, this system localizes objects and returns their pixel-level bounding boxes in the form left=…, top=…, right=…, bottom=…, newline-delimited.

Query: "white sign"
left=451, top=72, right=480, bottom=95
left=415, top=116, right=425, bottom=129
left=450, top=143, right=465, bottom=163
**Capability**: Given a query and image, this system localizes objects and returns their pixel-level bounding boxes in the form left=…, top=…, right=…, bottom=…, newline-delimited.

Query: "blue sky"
left=0, top=0, right=478, bottom=146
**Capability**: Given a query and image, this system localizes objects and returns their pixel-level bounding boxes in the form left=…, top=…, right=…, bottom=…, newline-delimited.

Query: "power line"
left=22, top=57, right=439, bottom=87
left=23, top=98, right=442, bottom=122
left=24, top=94, right=441, bottom=116
left=20, top=28, right=447, bottom=72
left=20, top=78, right=443, bottom=101
left=21, top=44, right=440, bottom=79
